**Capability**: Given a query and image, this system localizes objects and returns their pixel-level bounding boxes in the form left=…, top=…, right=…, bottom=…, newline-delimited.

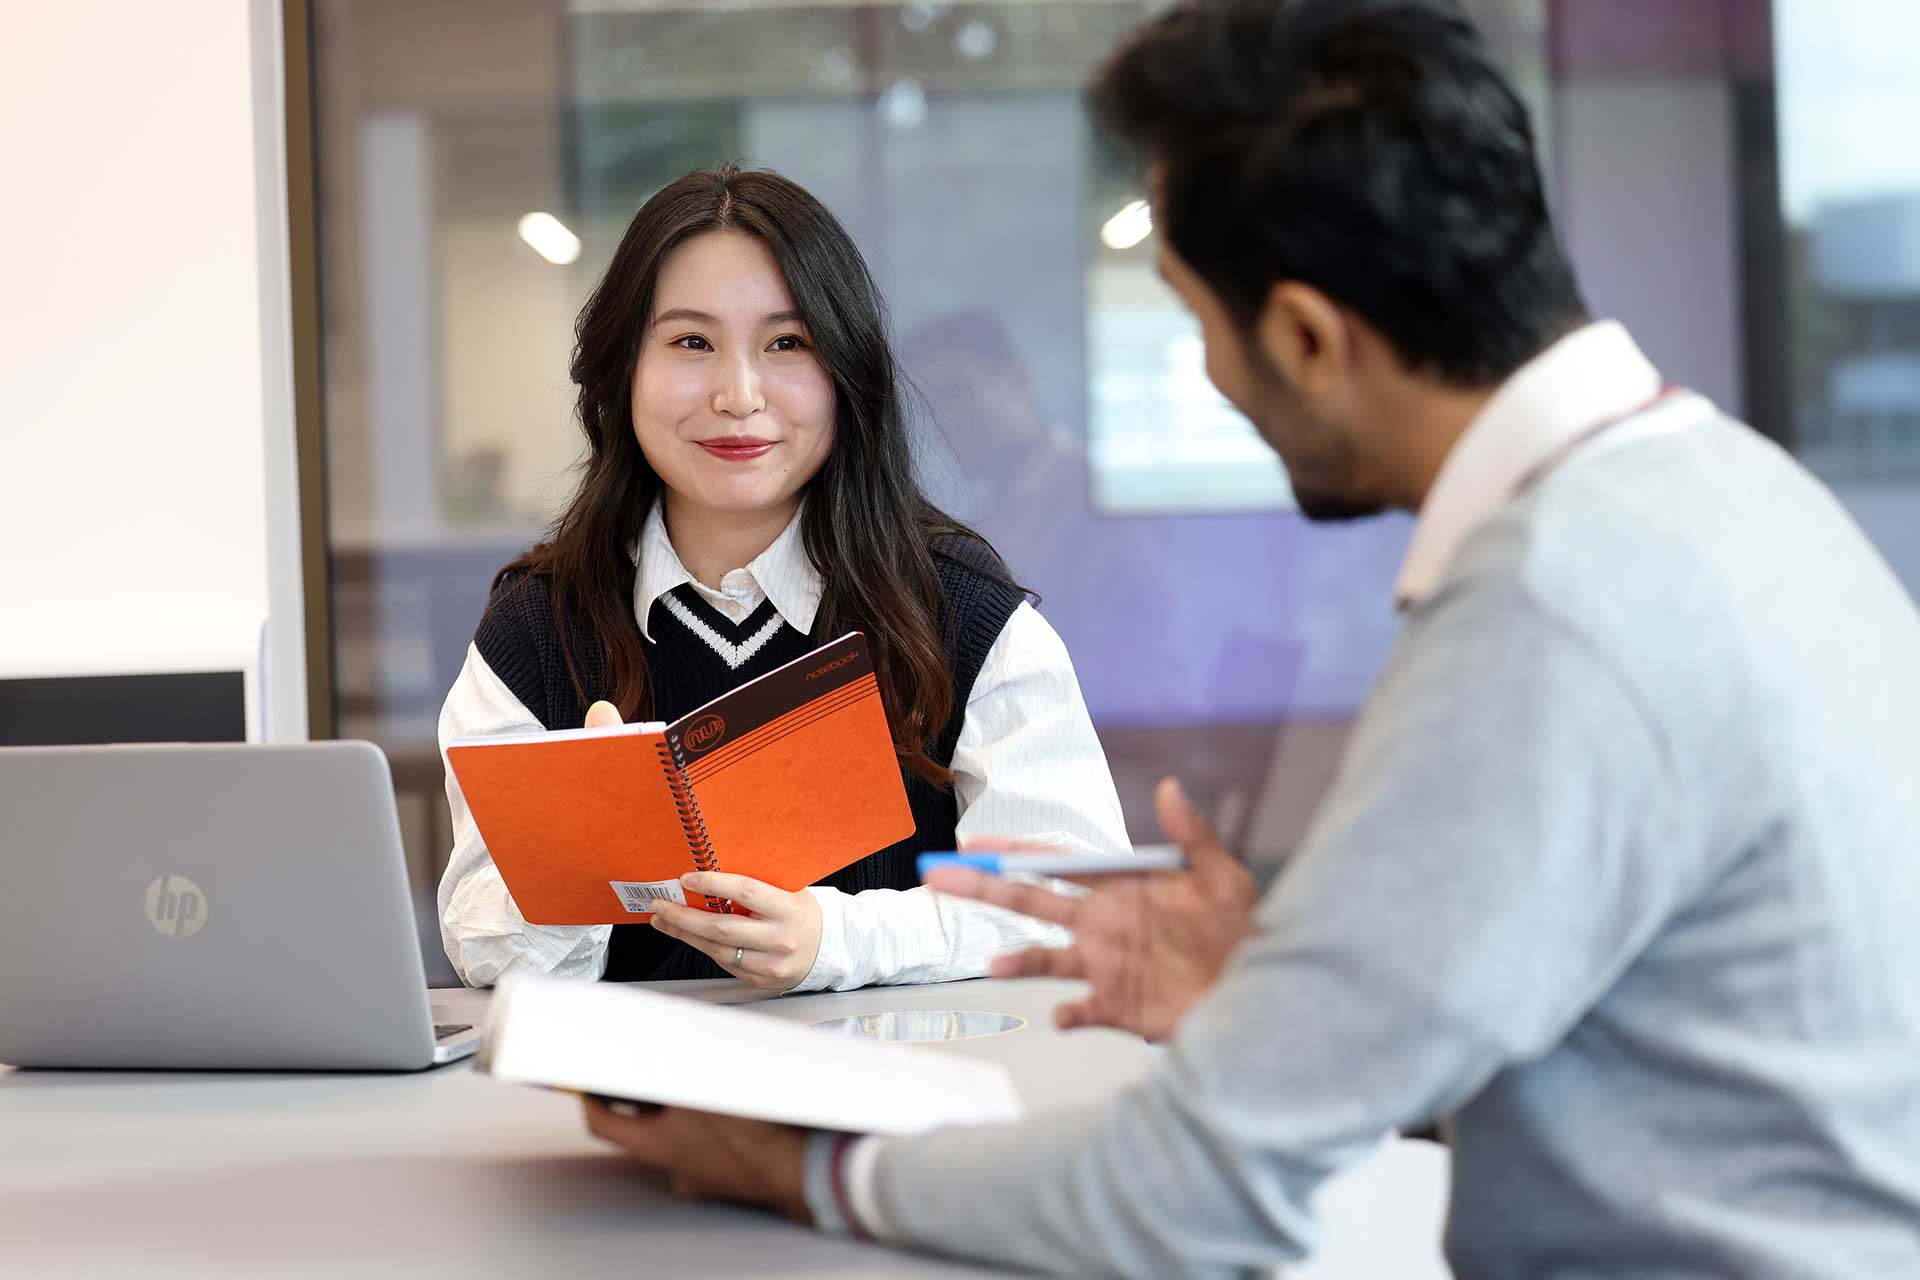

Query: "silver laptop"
left=0, top=741, right=480, bottom=1070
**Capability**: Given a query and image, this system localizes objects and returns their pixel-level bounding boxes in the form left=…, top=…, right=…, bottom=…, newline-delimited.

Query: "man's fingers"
left=1153, top=775, right=1219, bottom=848
left=584, top=1098, right=669, bottom=1162
left=923, top=866, right=1084, bottom=928
left=1153, top=776, right=1246, bottom=894
left=1056, top=870, right=1153, bottom=892
left=988, top=945, right=1087, bottom=981
left=921, top=865, right=989, bottom=896
left=957, top=832, right=1065, bottom=854
left=680, top=872, right=789, bottom=916
left=1054, top=1000, right=1103, bottom=1031
left=584, top=700, right=623, bottom=729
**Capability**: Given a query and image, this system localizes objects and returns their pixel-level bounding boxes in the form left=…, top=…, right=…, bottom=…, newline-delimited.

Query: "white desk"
left=0, top=979, right=1139, bottom=1278
left=0, top=978, right=1450, bottom=1278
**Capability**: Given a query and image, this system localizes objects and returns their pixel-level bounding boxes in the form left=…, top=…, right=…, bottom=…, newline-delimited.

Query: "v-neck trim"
left=655, top=587, right=790, bottom=670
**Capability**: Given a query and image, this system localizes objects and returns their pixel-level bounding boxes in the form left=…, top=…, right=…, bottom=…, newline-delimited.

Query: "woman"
left=437, top=164, right=1128, bottom=992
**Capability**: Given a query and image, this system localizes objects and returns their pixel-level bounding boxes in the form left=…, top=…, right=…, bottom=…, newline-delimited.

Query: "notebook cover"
left=446, top=633, right=915, bottom=926
left=446, top=726, right=694, bottom=926
left=668, top=631, right=916, bottom=895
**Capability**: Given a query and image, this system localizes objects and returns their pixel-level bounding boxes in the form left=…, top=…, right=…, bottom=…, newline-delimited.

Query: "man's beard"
left=1290, top=485, right=1389, bottom=523
left=1241, top=354, right=1387, bottom=524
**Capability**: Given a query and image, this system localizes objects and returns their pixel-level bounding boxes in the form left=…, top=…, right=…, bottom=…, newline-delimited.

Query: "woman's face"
left=631, top=230, right=837, bottom=525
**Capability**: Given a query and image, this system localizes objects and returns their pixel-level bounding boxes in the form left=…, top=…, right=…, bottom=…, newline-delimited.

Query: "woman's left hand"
left=645, top=872, right=822, bottom=992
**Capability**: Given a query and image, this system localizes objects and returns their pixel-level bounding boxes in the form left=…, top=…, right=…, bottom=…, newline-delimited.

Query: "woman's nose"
left=711, top=356, right=766, bottom=418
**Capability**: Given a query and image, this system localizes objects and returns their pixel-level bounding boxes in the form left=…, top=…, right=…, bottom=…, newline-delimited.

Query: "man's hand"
left=583, top=1100, right=813, bottom=1222
left=585, top=700, right=824, bottom=992
left=926, top=778, right=1257, bottom=1042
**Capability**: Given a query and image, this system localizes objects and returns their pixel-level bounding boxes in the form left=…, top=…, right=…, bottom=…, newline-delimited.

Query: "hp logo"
left=145, top=874, right=208, bottom=939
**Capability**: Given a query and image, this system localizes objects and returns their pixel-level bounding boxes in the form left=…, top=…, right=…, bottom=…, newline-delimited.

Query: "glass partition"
left=1774, top=0, right=1920, bottom=598
left=321, top=2, right=1862, bottom=981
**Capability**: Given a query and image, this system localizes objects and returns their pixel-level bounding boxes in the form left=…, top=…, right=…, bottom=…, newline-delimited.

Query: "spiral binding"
left=657, top=737, right=730, bottom=913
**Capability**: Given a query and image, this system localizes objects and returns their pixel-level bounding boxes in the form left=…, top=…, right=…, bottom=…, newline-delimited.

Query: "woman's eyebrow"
left=650, top=307, right=807, bottom=329
left=651, top=307, right=719, bottom=330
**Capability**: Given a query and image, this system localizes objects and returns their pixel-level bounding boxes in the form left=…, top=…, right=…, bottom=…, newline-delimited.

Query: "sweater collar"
left=1393, top=321, right=1665, bottom=611
left=631, top=499, right=823, bottom=642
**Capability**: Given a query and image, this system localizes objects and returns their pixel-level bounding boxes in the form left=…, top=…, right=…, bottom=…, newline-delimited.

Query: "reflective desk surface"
left=1, top=978, right=1449, bottom=1278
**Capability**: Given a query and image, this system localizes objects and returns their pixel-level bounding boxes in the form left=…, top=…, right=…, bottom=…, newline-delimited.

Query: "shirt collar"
left=1393, top=321, right=1664, bottom=611
left=632, top=500, right=823, bottom=641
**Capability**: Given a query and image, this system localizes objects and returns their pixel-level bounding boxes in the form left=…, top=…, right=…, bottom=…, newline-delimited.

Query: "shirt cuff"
left=442, top=865, right=612, bottom=987
left=792, top=886, right=852, bottom=993
left=802, top=1131, right=893, bottom=1241
left=843, top=1133, right=890, bottom=1236
left=803, top=1131, right=851, bottom=1234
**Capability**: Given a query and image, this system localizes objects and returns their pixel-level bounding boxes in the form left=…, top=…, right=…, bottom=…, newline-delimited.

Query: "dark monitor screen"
left=0, top=672, right=247, bottom=746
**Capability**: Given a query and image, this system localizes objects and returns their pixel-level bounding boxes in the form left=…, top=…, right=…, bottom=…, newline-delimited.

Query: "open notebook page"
left=481, top=971, right=1024, bottom=1135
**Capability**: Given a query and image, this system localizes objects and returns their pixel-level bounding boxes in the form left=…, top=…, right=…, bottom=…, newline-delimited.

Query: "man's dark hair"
left=1091, top=0, right=1587, bottom=386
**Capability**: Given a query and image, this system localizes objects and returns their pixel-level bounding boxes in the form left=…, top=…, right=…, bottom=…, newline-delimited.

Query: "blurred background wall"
left=0, top=0, right=307, bottom=738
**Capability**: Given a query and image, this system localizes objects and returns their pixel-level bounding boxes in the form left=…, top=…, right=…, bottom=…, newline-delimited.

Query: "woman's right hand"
left=582, top=699, right=823, bottom=991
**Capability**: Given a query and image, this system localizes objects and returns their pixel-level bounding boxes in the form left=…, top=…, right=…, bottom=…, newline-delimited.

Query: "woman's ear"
left=1256, top=282, right=1351, bottom=398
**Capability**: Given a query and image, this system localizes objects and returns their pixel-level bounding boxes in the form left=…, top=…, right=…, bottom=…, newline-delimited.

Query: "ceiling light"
left=879, top=78, right=928, bottom=130
left=955, top=19, right=997, bottom=61
left=1100, top=199, right=1153, bottom=251
left=517, top=212, right=581, bottom=266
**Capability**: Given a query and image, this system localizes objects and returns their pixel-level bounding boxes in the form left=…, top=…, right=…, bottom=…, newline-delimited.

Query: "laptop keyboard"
left=434, top=1023, right=474, bottom=1041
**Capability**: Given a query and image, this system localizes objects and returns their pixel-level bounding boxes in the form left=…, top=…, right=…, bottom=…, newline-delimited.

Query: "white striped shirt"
left=435, top=503, right=1131, bottom=991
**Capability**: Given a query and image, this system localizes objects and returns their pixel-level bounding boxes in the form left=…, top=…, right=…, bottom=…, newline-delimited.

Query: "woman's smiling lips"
left=697, top=436, right=777, bottom=461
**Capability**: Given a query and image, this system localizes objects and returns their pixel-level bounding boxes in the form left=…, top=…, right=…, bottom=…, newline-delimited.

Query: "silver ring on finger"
left=733, top=946, right=745, bottom=967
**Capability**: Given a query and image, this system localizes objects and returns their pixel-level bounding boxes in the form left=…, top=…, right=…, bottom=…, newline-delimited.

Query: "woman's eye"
left=768, top=334, right=808, bottom=353
left=671, top=335, right=711, bottom=351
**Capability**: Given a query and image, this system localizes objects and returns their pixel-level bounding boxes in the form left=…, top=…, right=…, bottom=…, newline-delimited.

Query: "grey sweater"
left=863, top=412, right=1920, bottom=1276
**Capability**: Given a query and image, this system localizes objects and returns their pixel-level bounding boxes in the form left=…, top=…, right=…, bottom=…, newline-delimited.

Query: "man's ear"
left=1256, top=282, right=1350, bottom=396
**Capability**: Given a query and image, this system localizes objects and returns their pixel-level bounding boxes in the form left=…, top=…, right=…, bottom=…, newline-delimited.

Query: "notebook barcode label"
left=610, top=879, right=687, bottom=913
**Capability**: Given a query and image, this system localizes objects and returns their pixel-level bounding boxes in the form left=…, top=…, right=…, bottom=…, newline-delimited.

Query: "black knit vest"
left=470, top=536, right=1025, bottom=981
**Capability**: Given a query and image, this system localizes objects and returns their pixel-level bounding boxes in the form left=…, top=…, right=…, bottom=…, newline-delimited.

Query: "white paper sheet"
left=481, top=971, right=1024, bottom=1135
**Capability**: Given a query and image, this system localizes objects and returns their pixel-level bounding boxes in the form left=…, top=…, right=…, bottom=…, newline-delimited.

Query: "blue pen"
left=918, top=845, right=1188, bottom=881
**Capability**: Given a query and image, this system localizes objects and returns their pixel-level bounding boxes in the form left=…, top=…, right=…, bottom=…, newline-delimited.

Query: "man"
left=581, top=1, right=1920, bottom=1274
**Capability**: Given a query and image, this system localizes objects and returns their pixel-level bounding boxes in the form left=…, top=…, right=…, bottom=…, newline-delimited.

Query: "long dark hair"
left=498, top=164, right=1003, bottom=785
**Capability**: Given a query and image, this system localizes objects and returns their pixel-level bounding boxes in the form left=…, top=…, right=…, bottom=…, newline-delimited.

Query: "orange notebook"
left=446, top=632, right=915, bottom=925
